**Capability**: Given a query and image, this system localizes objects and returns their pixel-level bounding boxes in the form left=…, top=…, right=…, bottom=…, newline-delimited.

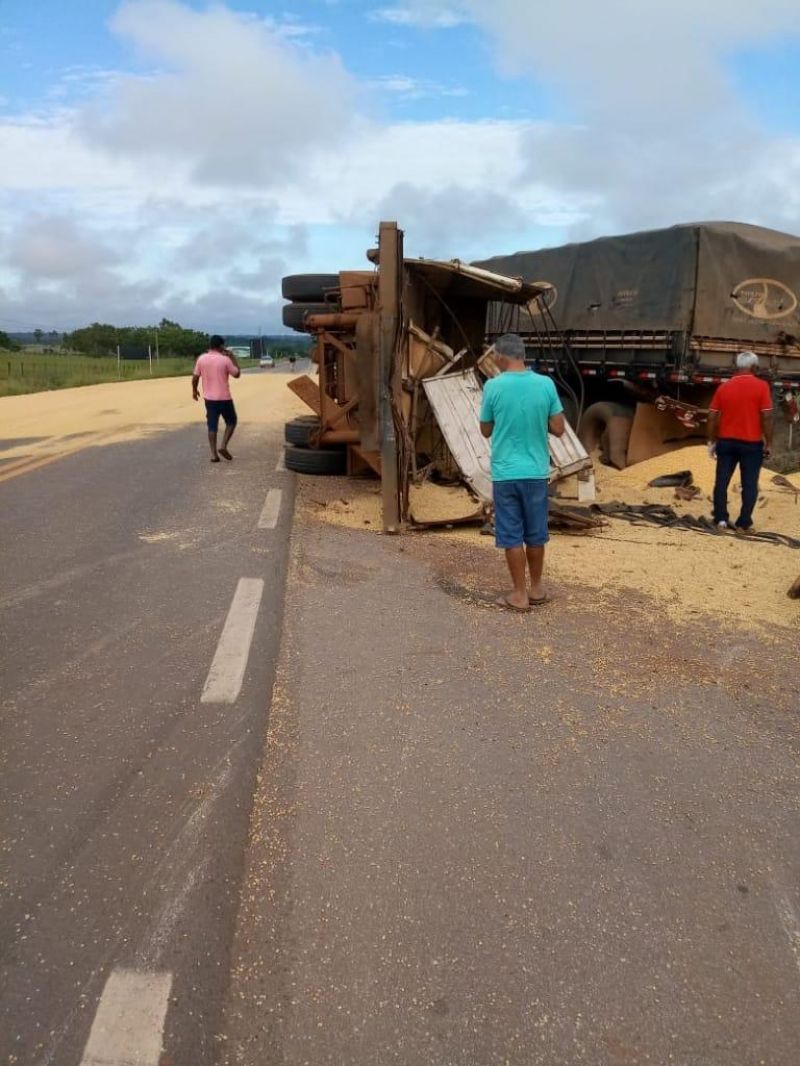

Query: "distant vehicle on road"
left=259, top=354, right=275, bottom=368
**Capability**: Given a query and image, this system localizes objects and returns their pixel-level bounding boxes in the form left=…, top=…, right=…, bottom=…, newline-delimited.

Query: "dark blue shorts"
left=204, top=399, right=237, bottom=432
left=493, top=478, right=550, bottom=548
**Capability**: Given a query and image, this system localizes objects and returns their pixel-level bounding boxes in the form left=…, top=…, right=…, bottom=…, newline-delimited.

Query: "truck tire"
left=284, top=444, right=347, bottom=475
left=282, top=274, right=339, bottom=302
left=579, top=401, right=634, bottom=469
left=284, top=416, right=321, bottom=446
left=282, top=302, right=331, bottom=332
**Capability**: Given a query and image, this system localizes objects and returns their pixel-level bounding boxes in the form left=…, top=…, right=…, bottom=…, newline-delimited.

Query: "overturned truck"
left=281, top=222, right=595, bottom=532
left=281, top=220, right=800, bottom=530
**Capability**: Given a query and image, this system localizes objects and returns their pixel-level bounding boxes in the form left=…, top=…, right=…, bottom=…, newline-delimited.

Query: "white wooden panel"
left=423, top=371, right=493, bottom=501
left=548, top=420, right=593, bottom=478
left=423, top=371, right=593, bottom=502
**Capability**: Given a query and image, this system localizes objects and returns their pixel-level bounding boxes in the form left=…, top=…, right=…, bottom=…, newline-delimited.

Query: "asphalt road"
left=223, top=508, right=800, bottom=1066
left=0, top=418, right=293, bottom=1064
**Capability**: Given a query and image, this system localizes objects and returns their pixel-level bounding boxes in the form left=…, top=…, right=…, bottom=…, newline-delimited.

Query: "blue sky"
left=1, top=0, right=799, bottom=332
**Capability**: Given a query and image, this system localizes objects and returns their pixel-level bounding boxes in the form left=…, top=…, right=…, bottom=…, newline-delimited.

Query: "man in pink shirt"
left=192, top=335, right=241, bottom=462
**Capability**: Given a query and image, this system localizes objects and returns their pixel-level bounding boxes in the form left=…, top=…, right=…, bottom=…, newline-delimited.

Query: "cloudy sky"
left=1, top=0, right=799, bottom=333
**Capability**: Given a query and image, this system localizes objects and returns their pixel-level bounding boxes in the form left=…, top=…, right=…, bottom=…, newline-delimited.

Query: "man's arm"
left=761, top=410, right=774, bottom=457
left=547, top=382, right=566, bottom=437
left=548, top=412, right=566, bottom=438
left=225, top=349, right=241, bottom=378
left=760, top=380, right=774, bottom=458
left=707, top=410, right=720, bottom=442
left=479, top=384, right=494, bottom=438
left=192, top=373, right=200, bottom=401
left=707, top=383, right=723, bottom=443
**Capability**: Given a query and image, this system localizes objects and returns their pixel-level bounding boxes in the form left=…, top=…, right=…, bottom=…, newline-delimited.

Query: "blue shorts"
left=204, top=399, right=237, bottom=432
left=493, top=478, right=550, bottom=548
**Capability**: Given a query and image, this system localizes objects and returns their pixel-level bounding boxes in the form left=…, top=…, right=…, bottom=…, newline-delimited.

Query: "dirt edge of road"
left=218, top=481, right=800, bottom=1065
left=218, top=519, right=306, bottom=1065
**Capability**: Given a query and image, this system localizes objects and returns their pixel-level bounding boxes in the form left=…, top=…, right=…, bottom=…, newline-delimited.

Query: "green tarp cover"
left=477, top=222, right=800, bottom=342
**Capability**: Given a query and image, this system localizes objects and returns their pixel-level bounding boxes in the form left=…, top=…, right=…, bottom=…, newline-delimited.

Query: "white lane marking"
left=275, top=449, right=286, bottom=472
left=80, top=969, right=172, bottom=1066
left=774, top=886, right=800, bottom=978
left=201, top=578, right=264, bottom=704
left=258, top=487, right=283, bottom=529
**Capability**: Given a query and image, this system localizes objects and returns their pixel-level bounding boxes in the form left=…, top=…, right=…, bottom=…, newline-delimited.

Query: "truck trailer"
left=477, top=221, right=800, bottom=467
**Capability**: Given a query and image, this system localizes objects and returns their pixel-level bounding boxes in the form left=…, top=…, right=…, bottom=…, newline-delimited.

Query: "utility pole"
left=148, top=344, right=153, bottom=375
left=377, top=220, right=402, bottom=533
left=116, top=344, right=121, bottom=380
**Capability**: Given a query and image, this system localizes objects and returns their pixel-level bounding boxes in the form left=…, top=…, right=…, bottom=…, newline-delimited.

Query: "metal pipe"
left=305, top=312, right=361, bottom=331
left=378, top=221, right=402, bottom=533
left=446, top=260, right=525, bottom=292
left=318, top=428, right=360, bottom=444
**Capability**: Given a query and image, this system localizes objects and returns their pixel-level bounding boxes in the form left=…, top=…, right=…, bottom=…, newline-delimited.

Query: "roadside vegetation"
left=0, top=353, right=236, bottom=398
left=0, top=319, right=310, bottom=397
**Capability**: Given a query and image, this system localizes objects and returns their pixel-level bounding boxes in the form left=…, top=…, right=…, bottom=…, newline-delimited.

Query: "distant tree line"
left=63, top=319, right=209, bottom=359
left=4, top=329, right=61, bottom=347
left=0, top=330, right=21, bottom=351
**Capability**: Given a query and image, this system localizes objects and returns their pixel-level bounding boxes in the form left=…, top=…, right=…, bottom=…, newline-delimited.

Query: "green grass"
left=0, top=352, right=260, bottom=398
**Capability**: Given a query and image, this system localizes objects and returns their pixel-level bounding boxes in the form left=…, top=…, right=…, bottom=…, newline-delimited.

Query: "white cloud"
left=79, top=0, right=356, bottom=186
left=399, top=0, right=800, bottom=235
left=458, top=0, right=800, bottom=131
left=369, top=6, right=466, bottom=29
left=2, top=0, right=800, bottom=332
left=9, top=214, right=123, bottom=280
left=372, top=182, right=527, bottom=257
left=371, top=74, right=469, bottom=100
left=0, top=194, right=310, bottom=331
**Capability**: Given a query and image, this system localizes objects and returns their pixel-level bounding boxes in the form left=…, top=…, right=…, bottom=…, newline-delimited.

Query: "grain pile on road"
left=595, top=444, right=800, bottom=537
left=312, top=481, right=483, bottom=528
left=0, top=372, right=307, bottom=479
left=409, top=482, right=484, bottom=524
left=304, top=443, right=800, bottom=634
left=311, top=486, right=383, bottom=528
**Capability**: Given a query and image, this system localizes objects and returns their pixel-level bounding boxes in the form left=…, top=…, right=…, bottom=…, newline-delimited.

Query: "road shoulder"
left=221, top=490, right=800, bottom=1066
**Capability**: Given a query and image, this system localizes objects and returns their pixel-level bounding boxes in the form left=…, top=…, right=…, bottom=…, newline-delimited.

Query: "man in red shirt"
left=192, top=335, right=241, bottom=463
left=708, top=351, right=774, bottom=531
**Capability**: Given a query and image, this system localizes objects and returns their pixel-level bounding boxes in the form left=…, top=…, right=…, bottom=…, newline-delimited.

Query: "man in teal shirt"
left=480, top=333, right=565, bottom=612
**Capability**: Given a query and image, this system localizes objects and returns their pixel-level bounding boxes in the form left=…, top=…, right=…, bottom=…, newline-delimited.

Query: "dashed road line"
left=201, top=577, right=264, bottom=704
left=275, top=449, right=286, bottom=472
left=258, top=487, right=283, bottom=529
left=774, top=885, right=800, bottom=979
left=79, top=969, right=172, bottom=1066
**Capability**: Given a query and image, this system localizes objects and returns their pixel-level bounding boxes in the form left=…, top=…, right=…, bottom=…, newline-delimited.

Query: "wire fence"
left=0, top=353, right=258, bottom=397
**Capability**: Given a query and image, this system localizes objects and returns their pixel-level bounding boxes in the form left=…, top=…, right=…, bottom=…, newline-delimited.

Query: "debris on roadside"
left=591, top=501, right=800, bottom=548
left=772, top=474, right=799, bottom=502
left=408, top=482, right=486, bottom=528
left=647, top=470, right=693, bottom=488
left=595, top=444, right=800, bottom=534
left=674, top=484, right=702, bottom=501
left=546, top=505, right=607, bottom=534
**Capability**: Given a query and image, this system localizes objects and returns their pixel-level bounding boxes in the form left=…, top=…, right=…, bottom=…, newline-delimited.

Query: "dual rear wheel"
left=283, top=416, right=346, bottom=475
left=281, top=274, right=340, bottom=334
